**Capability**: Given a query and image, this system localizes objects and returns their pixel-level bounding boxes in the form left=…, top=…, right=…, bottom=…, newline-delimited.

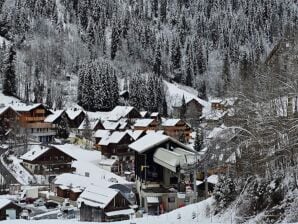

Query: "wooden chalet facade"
left=21, top=145, right=76, bottom=175
left=99, top=132, right=135, bottom=175
left=0, top=106, right=20, bottom=141
left=0, top=199, right=22, bottom=220
left=45, top=110, right=71, bottom=138
left=162, top=119, right=192, bottom=143
left=13, top=104, right=55, bottom=143
left=211, top=100, right=226, bottom=111
left=129, top=134, right=197, bottom=214
left=172, top=98, right=204, bottom=126
left=79, top=186, right=132, bottom=222
left=56, top=186, right=82, bottom=201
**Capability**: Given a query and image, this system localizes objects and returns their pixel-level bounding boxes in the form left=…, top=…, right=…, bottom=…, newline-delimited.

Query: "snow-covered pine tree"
left=82, top=114, right=92, bottom=140
left=179, top=94, right=186, bottom=120
left=153, top=39, right=162, bottom=77
left=194, top=128, right=203, bottom=151
left=46, top=87, right=53, bottom=108
left=222, top=53, right=231, bottom=96
left=198, top=80, right=207, bottom=101
left=171, top=37, right=182, bottom=82
left=3, top=45, right=17, bottom=97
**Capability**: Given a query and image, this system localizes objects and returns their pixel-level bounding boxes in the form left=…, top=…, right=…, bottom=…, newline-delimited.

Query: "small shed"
left=0, top=199, right=22, bottom=220
left=78, top=185, right=132, bottom=222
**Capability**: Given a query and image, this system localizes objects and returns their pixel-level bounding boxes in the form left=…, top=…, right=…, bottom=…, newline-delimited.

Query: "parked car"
left=20, top=197, right=35, bottom=204
left=20, top=209, right=30, bottom=220
left=34, top=198, right=45, bottom=207
left=45, top=200, right=60, bottom=209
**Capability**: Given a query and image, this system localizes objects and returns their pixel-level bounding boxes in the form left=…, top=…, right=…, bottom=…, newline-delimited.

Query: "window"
left=168, top=197, right=175, bottom=203
left=184, top=197, right=190, bottom=203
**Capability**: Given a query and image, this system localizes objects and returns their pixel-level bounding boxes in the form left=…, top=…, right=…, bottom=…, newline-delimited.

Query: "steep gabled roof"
left=108, top=106, right=140, bottom=121
left=134, top=119, right=155, bottom=128
left=44, top=110, right=65, bottom=123
left=78, top=185, right=119, bottom=209
left=0, top=106, right=19, bottom=116
left=161, top=119, right=181, bottom=127
left=129, top=133, right=194, bottom=154
left=11, top=103, right=47, bottom=112
left=99, top=131, right=130, bottom=146
left=66, top=109, right=85, bottom=120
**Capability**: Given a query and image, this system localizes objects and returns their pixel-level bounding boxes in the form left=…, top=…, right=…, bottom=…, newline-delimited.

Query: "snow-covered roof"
left=0, top=199, right=13, bottom=209
left=140, top=111, right=148, bottom=118
left=44, top=110, right=65, bottom=123
left=126, top=130, right=144, bottom=140
left=98, top=159, right=117, bottom=166
left=207, top=175, right=218, bottom=185
left=72, top=161, right=129, bottom=184
left=129, top=133, right=194, bottom=154
left=78, top=185, right=119, bottom=209
left=108, top=106, right=137, bottom=121
left=0, top=106, right=18, bottom=116
left=21, top=144, right=101, bottom=163
left=134, top=119, right=154, bottom=127
left=78, top=119, right=101, bottom=130
left=118, top=119, right=128, bottom=130
left=93, top=130, right=110, bottom=138
left=20, top=145, right=50, bottom=161
left=52, top=144, right=101, bottom=162
left=165, top=81, right=209, bottom=109
left=66, top=109, right=84, bottom=120
left=11, top=103, right=44, bottom=112
left=87, top=111, right=110, bottom=121
left=54, top=173, right=114, bottom=190
left=150, top=112, right=159, bottom=117
left=102, top=121, right=120, bottom=130
left=210, top=99, right=223, bottom=104
left=162, top=119, right=181, bottom=126
left=99, top=131, right=129, bottom=146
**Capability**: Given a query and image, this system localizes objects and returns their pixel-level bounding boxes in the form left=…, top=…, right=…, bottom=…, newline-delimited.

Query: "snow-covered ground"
left=1, top=153, right=34, bottom=185
left=0, top=197, right=237, bottom=224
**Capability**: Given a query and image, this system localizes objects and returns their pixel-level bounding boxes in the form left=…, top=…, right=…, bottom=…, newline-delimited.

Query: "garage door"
left=6, top=209, right=16, bottom=219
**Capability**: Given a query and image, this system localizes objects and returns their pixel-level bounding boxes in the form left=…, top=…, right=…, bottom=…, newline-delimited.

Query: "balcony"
left=23, top=122, right=54, bottom=128
left=21, top=117, right=45, bottom=122
left=30, top=131, right=56, bottom=137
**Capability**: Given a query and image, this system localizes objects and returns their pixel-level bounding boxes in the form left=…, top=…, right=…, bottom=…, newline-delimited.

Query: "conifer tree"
left=82, top=114, right=92, bottom=140
left=3, top=45, right=17, bottom=97
left=160, top=0, right=167, bottom=23
left=222, top=53, right=231, bottom=95
left=180, top=95, right=187, bottom=120
left=194, top=128, right=203, bottom=151
left=153, top=40, right=162, bottom=76
left=198, top=81, right=207, bottom=101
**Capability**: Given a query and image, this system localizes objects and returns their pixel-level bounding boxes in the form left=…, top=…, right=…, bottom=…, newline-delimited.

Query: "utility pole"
left=204, top=160, right=208, bottom=198
left=193, top=149, right=198, bottom=203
